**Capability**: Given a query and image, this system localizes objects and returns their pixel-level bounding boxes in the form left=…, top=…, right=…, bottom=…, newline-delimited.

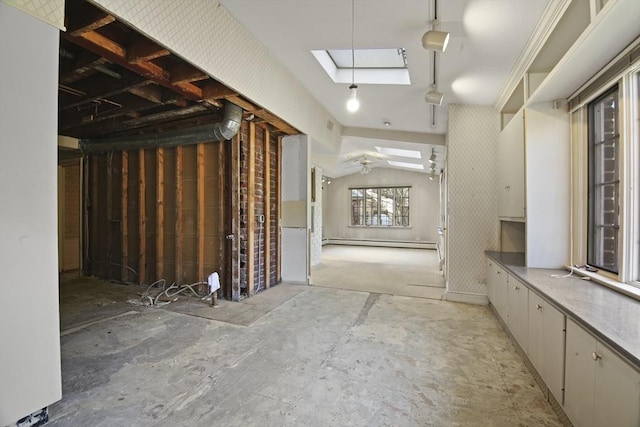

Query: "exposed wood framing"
left=121, top=151, right=128, bottom=281
left=106, top=152, right=113, bottom=277
left=138, top=149, right=146, bottom=284
left=247, top=122, right=256, bottom=295
left=264, top=127, right=271, bottom=289
left=127, top=38, right=170, bottom=64
left=90, top=156, right=99, bottom=275
left=197, top=143, right=205, bottom=281
left=175, top=146, right=184, bottom=283
left=67, top=9, right=115, bottom=36
left=276, top=136, right=282, bottom=283
left=218, top=143, right=226, bottom=297
left=231, top=133, right=241, bottom=301
left=169, top=63, right=208, bottom=85
left=156, top=148, right=164, bottom=279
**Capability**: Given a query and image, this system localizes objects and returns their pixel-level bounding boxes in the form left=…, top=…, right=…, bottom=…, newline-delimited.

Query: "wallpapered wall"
left=445, top=105, right=500, bottom=302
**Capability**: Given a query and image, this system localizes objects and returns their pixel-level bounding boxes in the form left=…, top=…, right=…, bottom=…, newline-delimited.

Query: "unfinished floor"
left=50, top=270, right=562, bottom=426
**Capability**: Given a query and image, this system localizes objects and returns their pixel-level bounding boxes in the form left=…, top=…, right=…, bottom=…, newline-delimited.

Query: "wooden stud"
left=276, top=136, right=282, bottom=283
left=138, top=149, right=146, bottom=284
left=247, top=122, right=256, bottom=295
left=197, top=143, right=205, bottom=281
left=156, top=148, right=165, bottom=279
left=231, top=132, right=241, bottom=301
left=106, top=152, right=114, bottom=277
left=175, top=146, right=184, bottom=284
left=121, top=151, right=129, bottom=281
left=90, top=156, right=99, bottom=275
left=218, top=142, right=226, bottom=299
left=264, top=128, right=271, bottom=289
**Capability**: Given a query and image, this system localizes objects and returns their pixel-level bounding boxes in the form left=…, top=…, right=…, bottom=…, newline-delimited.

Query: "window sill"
left=349, top=225, right=413, bottom=229
left=569, top=266, right=640, bottom=302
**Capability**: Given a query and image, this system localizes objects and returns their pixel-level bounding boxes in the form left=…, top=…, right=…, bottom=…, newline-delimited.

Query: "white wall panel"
left=0, top=4, right=62, bottom=424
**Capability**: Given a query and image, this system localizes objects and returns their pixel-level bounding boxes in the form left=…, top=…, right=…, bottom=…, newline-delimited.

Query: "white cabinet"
left=497, top=109, right=525, bottom=219
left=487, top=259, right=508, bottom=323
left=528, top=292, right=565, bottom=403
left=564, top=319, right=640, bottom=427
left=506, top=276, right=529, bottom=352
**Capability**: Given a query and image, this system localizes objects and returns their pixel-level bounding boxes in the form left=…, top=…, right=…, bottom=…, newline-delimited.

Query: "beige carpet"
left=311, top=245, right=445, bottom=299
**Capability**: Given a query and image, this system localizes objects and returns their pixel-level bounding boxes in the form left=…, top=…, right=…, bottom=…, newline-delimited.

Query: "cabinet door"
left=486, top=258, right=496, bottom=307
left=507, top=276, right=528, bottom=352
left=542, top=300, right=565, bottom=404
left=593, top=342, right=640, bottom=427
left=565, top=319, right=596, bottom=427
left=497, top=109, right=525, bottom=218
left=494, top=266, right=508, bottom=323
left=528, top=292, right=545, bottom=377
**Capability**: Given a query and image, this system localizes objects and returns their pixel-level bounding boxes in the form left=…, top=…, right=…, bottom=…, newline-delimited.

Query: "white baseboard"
left=444, top=291, right=488, bottom=305
left=325, top=239, right=436, bottom=250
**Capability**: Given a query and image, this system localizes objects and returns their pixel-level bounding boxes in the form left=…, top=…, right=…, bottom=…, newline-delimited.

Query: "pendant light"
left=346, top=0, right=359, bottom=113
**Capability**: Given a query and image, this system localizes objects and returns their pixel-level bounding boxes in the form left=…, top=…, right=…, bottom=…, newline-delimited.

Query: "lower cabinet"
left=487, top=259, right=508, bottom=323
left=507, top=276, right=529, bottom=353
left=564, top=318, right=640, bottom=427
left=528, top=292, right=565, bottom=403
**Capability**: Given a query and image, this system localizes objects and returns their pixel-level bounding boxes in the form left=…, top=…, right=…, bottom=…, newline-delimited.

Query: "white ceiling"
left=219, top=0, right=551, bottom=177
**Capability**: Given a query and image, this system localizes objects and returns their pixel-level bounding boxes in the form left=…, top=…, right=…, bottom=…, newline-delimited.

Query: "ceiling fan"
left=343, top=153, right=384, bottom=175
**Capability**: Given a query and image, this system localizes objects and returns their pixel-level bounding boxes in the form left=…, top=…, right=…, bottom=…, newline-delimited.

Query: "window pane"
left=588, top=87, right=619, bottom=273
left=349, top=186, right=410, bottom=227
left=351, top=189, right=364, bottom=226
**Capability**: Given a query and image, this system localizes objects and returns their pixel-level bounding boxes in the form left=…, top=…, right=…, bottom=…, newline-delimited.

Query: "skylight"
left=387, top=161, right=424, bottom=170
left=376, top=146, right=422, bottom=159
left=311, top=48, right=411, bottom=85
left=327, top=48, right=407, bottom=69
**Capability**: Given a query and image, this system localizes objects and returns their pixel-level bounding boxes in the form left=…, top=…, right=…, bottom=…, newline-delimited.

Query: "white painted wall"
left=445, top=105, right=500, bottom=304
left=0, top=4, right=62, bottom=424
left=281, top=135, right=310, bottom=284
left=310, top=166, right=323, bottom=266
left=525, top=103, right=570, bottom=268
left=323, top=168, right=439, bottom=242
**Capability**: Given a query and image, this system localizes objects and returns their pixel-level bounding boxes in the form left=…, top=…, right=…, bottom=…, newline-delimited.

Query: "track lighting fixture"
left=425, top=89, right=443, bottom=105
left=422, top=29, right=450, bottom=52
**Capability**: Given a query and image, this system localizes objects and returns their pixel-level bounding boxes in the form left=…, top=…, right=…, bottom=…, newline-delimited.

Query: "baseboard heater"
left=324, top=238, right=436, bottom=250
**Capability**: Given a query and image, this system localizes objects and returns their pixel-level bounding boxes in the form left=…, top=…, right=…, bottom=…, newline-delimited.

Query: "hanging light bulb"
left=347, top=84, right=360, bottom=112
left=346, top=0, right=360, bottom=113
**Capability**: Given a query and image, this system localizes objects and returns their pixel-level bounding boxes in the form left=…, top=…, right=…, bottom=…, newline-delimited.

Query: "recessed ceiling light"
left=384, top=121, right=391, bottom=126
left=387, top=160, right=424, bottom=170
left=376, top=146, right=421, bottom=159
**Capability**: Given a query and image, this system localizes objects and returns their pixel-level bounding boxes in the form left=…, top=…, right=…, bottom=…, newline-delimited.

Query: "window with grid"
left=588, top=86, right=619, bottom=273
left=350, top=186, right=410, bottom=227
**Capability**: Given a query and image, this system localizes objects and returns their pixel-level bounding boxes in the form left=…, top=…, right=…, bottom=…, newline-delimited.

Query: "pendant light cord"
left=351, top=0, right=355, bottom=85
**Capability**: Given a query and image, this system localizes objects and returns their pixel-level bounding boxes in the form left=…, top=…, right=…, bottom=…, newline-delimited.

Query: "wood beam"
left=67, top=10, right=115, bottom=36
left=138, top=149, right=146, bottom=284
left=65, top=31, right=206, bottom=102
left=264, top=127, right=271, bottom=289
left=175, top=146, right=184, bottom=284
left=247, top=122, right=256, bottom=295
left=107, top=152, right=114, bottom=277
left=156, top=148, right=164, bottom=279
left=197, top=144, right=205, bottom=281
left=128, top=84, right=163, bottom=104
left=60, top=79, right=151, bottom=111
left=253, top=109, right=298, bottom=135
left=169, top=62, right=208, bottom=85
left=202, top=81, right=237, bottom=101
left=121, top=151, right=129, bottom=281
left=127, top=38, right=170, bottom=64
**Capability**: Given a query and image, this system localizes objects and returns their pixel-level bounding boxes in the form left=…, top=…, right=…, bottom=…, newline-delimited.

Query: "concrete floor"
left=311, top=245, right=445, bottom=299
left=50, top=267, right=562, bottom=426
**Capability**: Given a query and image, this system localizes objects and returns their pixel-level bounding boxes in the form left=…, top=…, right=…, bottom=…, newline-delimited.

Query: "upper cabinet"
left=497, top=109, right=525, bottom=220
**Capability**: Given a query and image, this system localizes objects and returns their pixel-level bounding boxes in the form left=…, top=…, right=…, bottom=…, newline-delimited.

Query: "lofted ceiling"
left=219, top=0, right=551, bottom=177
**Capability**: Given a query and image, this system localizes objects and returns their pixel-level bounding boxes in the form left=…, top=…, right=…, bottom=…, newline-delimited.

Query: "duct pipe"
left=79, top=101, right=243, bottom=153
